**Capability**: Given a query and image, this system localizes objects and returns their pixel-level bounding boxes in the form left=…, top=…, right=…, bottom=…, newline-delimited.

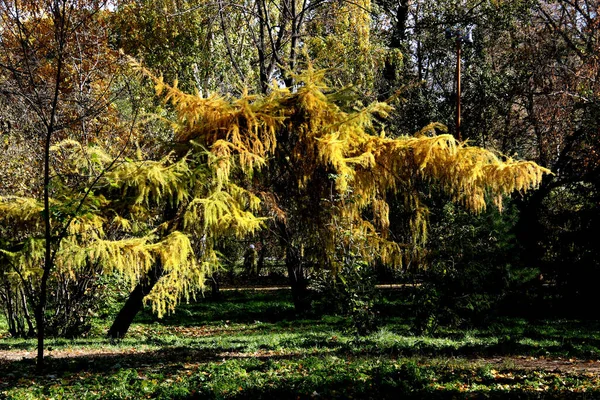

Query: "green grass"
left=3, top=354, right=600, bottom=399
left=1, top=289, right=600, bottom=399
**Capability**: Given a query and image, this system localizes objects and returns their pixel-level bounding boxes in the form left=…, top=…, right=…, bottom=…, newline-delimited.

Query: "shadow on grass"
left=134, top=289, right=298, bottom=327
left=2, top=348, right=598, bottom=399
left=3, top=289, right=600, bottom=398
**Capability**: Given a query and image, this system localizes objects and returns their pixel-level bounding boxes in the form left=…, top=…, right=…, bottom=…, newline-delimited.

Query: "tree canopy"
left=153, top=63, right=549, bottom=279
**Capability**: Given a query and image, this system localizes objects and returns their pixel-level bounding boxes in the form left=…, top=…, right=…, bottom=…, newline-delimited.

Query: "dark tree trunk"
left=285, top=246, right=310, bottom=313
left=391, top=0, right=410, bottom=48
left=210, top=273, right=220, bottom=300
left=21, top=288, right=35, bottom=337
left=256, top=0, right=269, bottom=94
left=0, top=282, right=17, bottom=337
left=257, top=244, right=266, bottom=277
left=514, top=176, right=556, bottom=272
left=107, top=262, right=164, bottom=339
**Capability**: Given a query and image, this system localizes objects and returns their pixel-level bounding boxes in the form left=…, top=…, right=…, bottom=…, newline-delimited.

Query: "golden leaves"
left=145, top=231, right=208, bottom=317
left=0, top=196, right=44, bottom=226
left=153, top=66, right=551, bottom=271
left=183, top=186, right=265, bottom=238
left=105, top=154, right=191, bottom=207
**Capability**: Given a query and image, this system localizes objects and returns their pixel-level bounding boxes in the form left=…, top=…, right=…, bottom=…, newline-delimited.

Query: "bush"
left=413, top=201, right=538, bottom=333
left=312, top=259, right=379, bottom=336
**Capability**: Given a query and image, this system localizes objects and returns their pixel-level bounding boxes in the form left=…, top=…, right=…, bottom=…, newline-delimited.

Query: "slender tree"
left=0, top=0, right=126, bottom=368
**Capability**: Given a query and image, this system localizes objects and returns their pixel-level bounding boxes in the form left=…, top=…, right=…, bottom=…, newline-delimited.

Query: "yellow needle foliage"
left=153, top=65, right=551, bottom=271
left=0, top=135, right=264, bottom=318
left=0, top=64, right=551, bottom=320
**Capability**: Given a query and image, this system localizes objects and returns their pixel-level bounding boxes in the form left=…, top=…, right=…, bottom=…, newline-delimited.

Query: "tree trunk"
left=257, top=244, right=266, bottom=277
left=210, top=273, right=220, bottom=300
left=35, top=293, right=47, bottom=370
left=285, top=246, right=310, bottom=313
left=514, top=176, right=555, bottom=271
left=38, top=121, right=54, bottom=371
left=107, top=262, right=163, bottom=339
left=390, top=0, right=410, bottom=48
left=0, top=283, right=17, bottom=337
left=21, top=288, right=35, bottom=337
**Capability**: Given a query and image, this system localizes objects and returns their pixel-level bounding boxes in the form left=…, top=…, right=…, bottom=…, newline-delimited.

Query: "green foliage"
left=111, top=0, right=244, bottom=93
left=312, top=260, right=380, bottom=336
left=413, top=201, right=538, bottom=333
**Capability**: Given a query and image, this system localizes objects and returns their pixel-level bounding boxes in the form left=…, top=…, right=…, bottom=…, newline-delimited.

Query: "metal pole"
left=456, top=37, right=462, bottom=142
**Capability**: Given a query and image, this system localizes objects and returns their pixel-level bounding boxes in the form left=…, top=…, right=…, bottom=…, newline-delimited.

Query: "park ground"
left=1, top=288, right=600, bottom=399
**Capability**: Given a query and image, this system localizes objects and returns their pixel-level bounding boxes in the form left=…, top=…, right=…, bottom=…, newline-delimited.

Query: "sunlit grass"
left=4, top=354, right=600, bottom=399
left=2, top=289, right=600, bottom=399
left=3, top=290, right=600, bottom=359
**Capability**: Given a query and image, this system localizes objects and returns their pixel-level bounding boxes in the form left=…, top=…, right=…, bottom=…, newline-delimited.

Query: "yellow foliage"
left=154, top=66, right=551, bottom=270
left=184, top=184, right=264, bottom=237
left=0, top=196, right=44, bottom=227
left=1, top=131, right=264, bottom=317
left=145, top=231, right=209, bottom=317
left=104, top=154, right=191, bottom=207
left=1, top=63, right=551, bottom=321
left=50, top=140, right=114, bottom=175
left=46, top=229, right=207, bottom=318
left=0, top=238, right=45, bottom=280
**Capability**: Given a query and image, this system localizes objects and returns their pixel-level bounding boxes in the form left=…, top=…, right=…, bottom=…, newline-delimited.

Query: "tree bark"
left=1, top=283, right=17, bottom=337
left=21, top=288, right=35, bottom=337
left=107, top=262, right=163, bottom=339
left=257, top=243, right=266, bottom=277
left=210, top=273, right=220, bottom=300
left=285, top=245, right=310, bottom=313
left=390, top=0, right=410, bottom=48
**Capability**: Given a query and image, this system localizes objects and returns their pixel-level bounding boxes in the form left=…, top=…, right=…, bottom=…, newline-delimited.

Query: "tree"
left=0, top=0, right=209, bottom=366
left=370, top=1, right=600, bottom=311
left=0, top=137, right=233, bottom=361
left=105, top=139, right=265, bottom=337
left=110, top=0, right=246, bottom=94
left=107, top=0, right=398, bottom=315
left=112, top=0, right=396, bottom=95
left=152, top=64, right=550, bottom=313
left=507, top=0, right=600, bottom=306
left=0, top=0, right=130, bottom=367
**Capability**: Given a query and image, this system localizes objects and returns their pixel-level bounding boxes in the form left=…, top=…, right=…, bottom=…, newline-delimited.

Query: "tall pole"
left=456, top=37, right=462, bottom=142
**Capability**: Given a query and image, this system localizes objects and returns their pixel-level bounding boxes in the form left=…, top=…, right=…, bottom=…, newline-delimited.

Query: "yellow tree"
left=151, top=65, right=550, bottom=311
left=0, top=0, right=256, bottom=366
left=104, top=140, right=265, bottom=338
left=0, top=0, right=130, bottom=367
left=0, top=137, right=264, bottom=355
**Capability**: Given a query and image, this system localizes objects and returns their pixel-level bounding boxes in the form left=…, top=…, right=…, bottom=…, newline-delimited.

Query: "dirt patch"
left=2, top=347, right=600, bottom=373
left=484, top=355, right=600, bottom=373
left=219, top=284, right=419, bottom=291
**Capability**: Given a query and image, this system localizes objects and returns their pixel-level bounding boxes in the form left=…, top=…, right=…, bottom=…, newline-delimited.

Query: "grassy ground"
left=1, top=289, right=600, bottom=399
